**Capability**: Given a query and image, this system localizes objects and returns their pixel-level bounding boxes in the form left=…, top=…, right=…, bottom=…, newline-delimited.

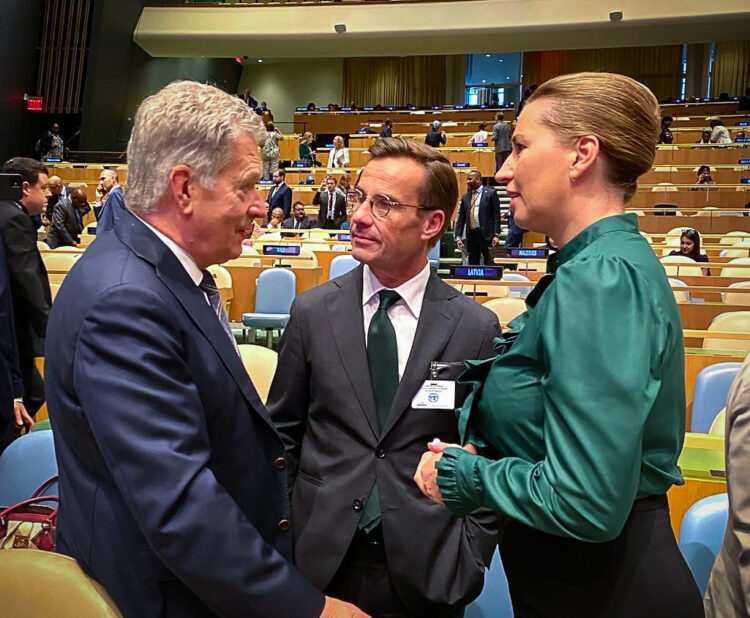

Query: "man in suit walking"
left=313, top=175, right=347, bottom=229
left=455, top=170, right=500, bottom=265
left=0, top=157, right=52, bottom=418
left=266, top=168, right=293, bottom=222
left=95, top=169, right=126, bottom=234
left=281, top=201, right=316, bottom=237
left=267, top=137, right=500, bottom=618
left=45, top=81, right=365, bottom=618
left=491, top=112, right=511, bottom=173
left=46, top=188, right=89, bottom=249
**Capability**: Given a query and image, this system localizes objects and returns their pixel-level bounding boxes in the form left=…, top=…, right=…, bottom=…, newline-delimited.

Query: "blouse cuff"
left=436, top=447, right=485, bottom=517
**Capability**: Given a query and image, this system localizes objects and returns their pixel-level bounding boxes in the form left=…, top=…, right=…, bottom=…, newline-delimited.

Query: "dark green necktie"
left=359, top=289, right=401, bottom=533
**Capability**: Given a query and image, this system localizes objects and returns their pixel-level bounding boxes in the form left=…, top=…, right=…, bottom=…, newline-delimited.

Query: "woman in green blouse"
left=299, top=131, right=315, bottom=166
left=414, top=72, right=703, bottom=617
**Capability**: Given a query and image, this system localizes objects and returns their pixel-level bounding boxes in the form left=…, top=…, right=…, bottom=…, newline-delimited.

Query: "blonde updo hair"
left=527, top=72, right=659, bottom=202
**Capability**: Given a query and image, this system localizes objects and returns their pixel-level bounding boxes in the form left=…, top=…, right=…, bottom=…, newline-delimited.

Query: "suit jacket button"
left=353, top=498, right=363, bottom=511
left=274, top=457, right=286, bottom=470
left=277, top=518, right=291, bottom=532
left=376, top=447, right=386, bottom=459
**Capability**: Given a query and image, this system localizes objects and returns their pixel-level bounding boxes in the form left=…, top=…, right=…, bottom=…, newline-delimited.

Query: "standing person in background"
left=95, top=169, right=126, bottom=234
left=299, top=132, right=315, bottom=166
left=455, top=170, right=500, bottom=265
left=37, top=123, right=66, bottom=161
left=710, top=119, right=732, bottom=144
left=0, top=233, right=33, bottom=454
left=425, top=121, right=446, bottom=148
left=46, top=188, right=89, bottom=249
left=313, top=175, right=347, bottom=229
left=337, top=173, right=352, bottom=197
left=492, top=112, right=512, bottom=173
left=0, top=157, right=51, bottom=420
left=415, top=72, right=704, bottom=618
left=327, top=136, right=350, bottom=169
left=379, top=119, right=393, bottom=138
left=658, top=116, right=674, bottom=144
left=265, top=169, right=292, bottom=222
left=262, top=122, right=282, bottom=180
left=468, top=123, right=489, bottom=146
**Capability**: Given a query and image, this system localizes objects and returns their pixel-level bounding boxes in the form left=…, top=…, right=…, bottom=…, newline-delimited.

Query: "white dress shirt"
left=471, top=186, right=483, bottom=230
left=362, top=261, right=431, bottom=379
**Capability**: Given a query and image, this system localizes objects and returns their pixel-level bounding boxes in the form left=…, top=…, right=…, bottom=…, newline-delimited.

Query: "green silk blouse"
left=436, top=214, right=686, bottom=542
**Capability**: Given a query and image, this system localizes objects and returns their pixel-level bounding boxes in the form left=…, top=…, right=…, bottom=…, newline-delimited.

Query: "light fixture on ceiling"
left=485, top=54, right=491, bottom=58
left=334, top=23, right=347, bottom=34
left=609, top=10, right=623, bottom=21
left=257, top=59, right=263, bottom=63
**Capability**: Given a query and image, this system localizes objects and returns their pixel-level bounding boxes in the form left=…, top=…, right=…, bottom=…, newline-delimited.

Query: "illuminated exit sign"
left=27, top=97, right=43, bottom=112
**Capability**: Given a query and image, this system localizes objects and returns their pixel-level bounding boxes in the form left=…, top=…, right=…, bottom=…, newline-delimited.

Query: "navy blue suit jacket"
left=46, top=209, right=323, bottom=618
left=95, top=185, right=126, bottom=235
left=266, top=183, right=292, bottom=220
left=0, top=234, right=23, bottom=452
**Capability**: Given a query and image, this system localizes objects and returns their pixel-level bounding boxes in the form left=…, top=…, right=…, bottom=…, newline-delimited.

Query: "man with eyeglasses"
left=267, top=137, right=500, bottom=618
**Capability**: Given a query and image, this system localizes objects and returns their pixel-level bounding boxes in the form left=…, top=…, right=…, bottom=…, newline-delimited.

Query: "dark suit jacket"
left=45, top=209, right=323, bottom=618
left=267, top=183, right=293, bottom=220
left=0, top=200, right=51, bottom=362
left=455, top=186, right=500, bottom=243
left=281, top=215, right=316, bottom=237
left=96, top=185, right=126, bottom=235
left=46, top=197, right=84, bottom=249
left=0, top=234, right=23, bottom=452
left=267, top=266, right=500, bottom=615
left=313, top=189, right=347, bottom=228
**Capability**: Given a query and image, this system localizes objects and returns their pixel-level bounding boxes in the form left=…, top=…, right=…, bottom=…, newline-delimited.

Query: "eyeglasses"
left=347, top=187, right=430, bottom=219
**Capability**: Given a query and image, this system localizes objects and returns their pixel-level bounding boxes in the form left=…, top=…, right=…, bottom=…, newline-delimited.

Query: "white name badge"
left=411, top=380, right=456, bottom=410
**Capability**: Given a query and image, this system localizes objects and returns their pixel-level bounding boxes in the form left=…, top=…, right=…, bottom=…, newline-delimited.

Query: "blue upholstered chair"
left=691, top=362, right=741, bottom=432
left=0, top=430, right=58, bottom=506
left=501, top=272, right=532, bottom=297
left=242, top=268, right=296, bottom=348
left=328, top=255, right=359, bottom=280
left=678, top=493, right=728, bottom=595
left=465, top=548, right=514, bottom=618
left=428, top=239, right=441, bottom=271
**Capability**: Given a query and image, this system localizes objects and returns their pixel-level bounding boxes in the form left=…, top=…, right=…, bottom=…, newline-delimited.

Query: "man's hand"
left=13, top=401, right=34, bottom=433
left=456, top=238, right=464, bottom=250
left=321, top=597, right=371, bottom=617
left=414, top=441, right=477, bottom=504
left=492, top=235, right=500, bottom=247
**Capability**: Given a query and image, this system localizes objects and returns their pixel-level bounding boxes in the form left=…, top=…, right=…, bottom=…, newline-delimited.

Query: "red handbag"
left=0, top=476, right=58, bottom=551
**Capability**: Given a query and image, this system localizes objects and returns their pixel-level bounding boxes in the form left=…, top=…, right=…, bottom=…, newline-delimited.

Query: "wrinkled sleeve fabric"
left=437, top=256, right=665, bottom=542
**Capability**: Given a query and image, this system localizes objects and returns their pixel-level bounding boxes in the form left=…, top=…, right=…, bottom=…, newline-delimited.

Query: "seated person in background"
left=327, top=136, right=349, bottom=168
left=710, top=119, right=732, bottom=144
left=282, top=201, right=316, bottom=236
left=705, top=353, right=750, bottom=617
left=468, top=122, right=489, bottom=146
left=46, top=188, right=89, bottom=249
left=668, top=228, right=709, bottom=264
left=299, top=132, right=315, bottom=166
left=379, top=118, right=393, bottom=138
left=306, top=102, right=316, bottom=111
left=697, top=130, right=711, bottom=144
left=737, top=130, right=746, bottom=140
left=658, top=116, right=674, bottom=144
left=267, top=207, right=284, bottom=229
left=695, top=164, right=715, bottom=185
left=425, top=121, right=447, bottom=147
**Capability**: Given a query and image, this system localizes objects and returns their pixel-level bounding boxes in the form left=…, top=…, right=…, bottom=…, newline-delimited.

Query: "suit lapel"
left=326, top=268, right=379, bottom=437
left=116, top=211, right=277, bottom=433
left=382, top=274, right=463, bottom=437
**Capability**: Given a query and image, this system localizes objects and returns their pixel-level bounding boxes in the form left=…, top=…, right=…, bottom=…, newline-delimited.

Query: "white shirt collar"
left=133, top=214, right=204, bottom=286
left=362, top=261, right=431, bottom=319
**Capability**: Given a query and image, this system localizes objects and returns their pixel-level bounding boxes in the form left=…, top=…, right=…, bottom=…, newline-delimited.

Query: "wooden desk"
left=222, top=262, right=322, bottom=321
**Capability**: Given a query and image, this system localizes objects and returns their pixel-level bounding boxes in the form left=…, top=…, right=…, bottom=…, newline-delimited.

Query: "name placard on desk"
left=737, top=138, right=750, bottom=143
left=263, top=245, right=301, bottom=256
left=338, top=234, right=351, bottom=241
left=473, top=142, right=488, bottom=147
left=739, top=159, right=750, bottom=164
left=449, top=265, right=503, bottom=279
left=452, top=162, right=470, bottom=168
left=510, top=248, right=549, bottom=258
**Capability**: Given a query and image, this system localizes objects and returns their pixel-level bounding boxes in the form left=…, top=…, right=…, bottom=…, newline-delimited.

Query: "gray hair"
left=126, top=80, right=267, bottom=214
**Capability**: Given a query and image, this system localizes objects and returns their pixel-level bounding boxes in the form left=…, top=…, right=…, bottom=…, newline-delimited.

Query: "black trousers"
left=326, top=527, right=464, bottom=618
left=466, top=229, right=493, bottom=266
left=322, top=218, right=339, bottom=230
left=495, top=150, right=510, bottom=173
left=19, top=353, right=44, bottom=415
left=499, top=494, right=704, bottom=618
